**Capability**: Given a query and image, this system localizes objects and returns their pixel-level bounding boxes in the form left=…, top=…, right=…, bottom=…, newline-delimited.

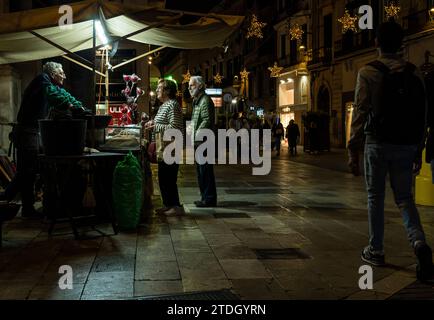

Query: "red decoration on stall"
left=120, top=73, right=144, bottom=125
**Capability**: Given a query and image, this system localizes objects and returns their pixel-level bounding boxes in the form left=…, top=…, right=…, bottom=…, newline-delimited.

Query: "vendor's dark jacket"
left=17, top=73, right=52, bottom=130
left=17, top=73, right=82, bottom=130
left=17, top=72, right=83, bottom=130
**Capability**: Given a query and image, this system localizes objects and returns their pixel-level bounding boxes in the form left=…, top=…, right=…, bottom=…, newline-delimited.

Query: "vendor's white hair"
left=190, top=76, right=206, bottom=91
left=43, top=61, right=63, bottom=76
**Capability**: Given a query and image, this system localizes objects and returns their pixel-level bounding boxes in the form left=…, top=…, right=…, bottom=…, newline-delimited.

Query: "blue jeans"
left=196, top=163, right=217, bottom=204
left=275, top=136, right=281, bottom=153
left=364, top=143, right=426, bottom=251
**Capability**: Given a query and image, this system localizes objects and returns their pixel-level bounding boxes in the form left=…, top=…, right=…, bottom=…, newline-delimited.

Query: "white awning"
left=0, top=0, right=244, bottom=64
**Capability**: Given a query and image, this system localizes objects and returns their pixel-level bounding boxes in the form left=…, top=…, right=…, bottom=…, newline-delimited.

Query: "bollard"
left=415, top=149, right=434, bottom=206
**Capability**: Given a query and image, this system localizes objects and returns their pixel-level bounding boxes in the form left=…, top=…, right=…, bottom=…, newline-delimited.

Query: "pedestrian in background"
left=272, top=119, right=284, bottom=156
left=286, top=119, right=300, bottom=156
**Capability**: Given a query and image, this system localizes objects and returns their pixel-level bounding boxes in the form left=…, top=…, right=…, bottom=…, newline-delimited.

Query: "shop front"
left=276, top=69, right=309, bottom=147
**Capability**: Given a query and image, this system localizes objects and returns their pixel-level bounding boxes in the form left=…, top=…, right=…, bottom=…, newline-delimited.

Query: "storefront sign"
left=205, top=88, right=223, bottom=95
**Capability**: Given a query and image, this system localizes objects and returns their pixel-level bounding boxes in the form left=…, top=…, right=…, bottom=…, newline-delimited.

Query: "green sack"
left=112, top=152, right=143, bottom=230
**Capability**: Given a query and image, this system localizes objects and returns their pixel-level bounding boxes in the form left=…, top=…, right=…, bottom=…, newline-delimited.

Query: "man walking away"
left=347, top=21, right=434, bottom=282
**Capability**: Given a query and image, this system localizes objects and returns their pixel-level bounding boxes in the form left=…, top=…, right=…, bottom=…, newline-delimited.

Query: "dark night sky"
left=164, top=0, right=222, bottom=13
left=164, top=0, right=225, bottom=25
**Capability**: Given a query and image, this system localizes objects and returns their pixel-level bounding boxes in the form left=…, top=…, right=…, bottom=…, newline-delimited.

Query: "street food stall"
left=0, top=0, right=244, bottom=237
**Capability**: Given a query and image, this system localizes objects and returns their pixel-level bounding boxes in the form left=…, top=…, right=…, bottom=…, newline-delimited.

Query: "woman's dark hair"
left=376, top=20, right=404, bottom=53
left=158, top=79, right=178, bottom=99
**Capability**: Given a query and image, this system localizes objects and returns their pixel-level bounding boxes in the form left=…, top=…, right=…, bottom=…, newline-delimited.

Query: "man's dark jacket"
left=17, top=73, right=52, bottom=130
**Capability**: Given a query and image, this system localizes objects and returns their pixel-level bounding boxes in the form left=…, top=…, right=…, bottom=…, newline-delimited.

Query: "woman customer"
left=145, top=79, right=184, bottom=215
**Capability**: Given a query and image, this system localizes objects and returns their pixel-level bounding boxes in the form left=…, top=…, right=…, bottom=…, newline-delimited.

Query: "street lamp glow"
left=149, top=91, right=155, bottom=96
left=232, top=99, right=237, bottom=104
left=95, top=20, right=108, bottom=45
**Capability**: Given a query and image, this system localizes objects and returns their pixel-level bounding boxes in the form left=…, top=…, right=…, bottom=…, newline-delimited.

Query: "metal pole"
left=92, top=19, right=96, bottom=114
left=90, top=18, right=96, bottom=148
left=105, top=48, right=109, bottom=115
left=61, top=55, right=106, bottom=78
left=30, top=31, right=94, bottom=67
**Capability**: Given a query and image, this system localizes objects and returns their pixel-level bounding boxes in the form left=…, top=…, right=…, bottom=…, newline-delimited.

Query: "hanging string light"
left=182, top=69, right=191, bottom=84
left=240, top=68, right=250, bottom=98
left=213, top=73, right=223, bottom=84
left=268, top=62, right=283, bottom=78
left=287, top=22, right=304, bottom=41
left=384, top=1, right=401, bottom=20
left=338, top=9, right=358, bottom=33
left=240, top=68, right=250, bottom=81
left=246, top=14, right=267, bottom=39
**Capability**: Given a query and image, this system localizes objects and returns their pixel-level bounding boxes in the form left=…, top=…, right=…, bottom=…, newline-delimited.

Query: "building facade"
left=273, top=0, right=311, bottom=145
left=307, top=0, right=434, bottom=148
left=160, top=0, right=279, bottom=127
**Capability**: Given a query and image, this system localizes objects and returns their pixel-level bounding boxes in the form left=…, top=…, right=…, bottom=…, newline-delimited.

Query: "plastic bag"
left=112, top=152, right=143, bottom=230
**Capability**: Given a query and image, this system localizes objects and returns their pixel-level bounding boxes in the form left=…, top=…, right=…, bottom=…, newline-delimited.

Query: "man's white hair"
left=43, top=61, right=63, bottom=76
left=190, top=76, right=206, bottom=91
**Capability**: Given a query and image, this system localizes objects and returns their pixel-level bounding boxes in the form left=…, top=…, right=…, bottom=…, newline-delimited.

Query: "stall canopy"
left=0, top=0, right=245, bottom=64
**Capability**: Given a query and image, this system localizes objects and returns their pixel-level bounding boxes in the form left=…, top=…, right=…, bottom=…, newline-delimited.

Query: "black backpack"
left=364, top=60, right=426, bottom=145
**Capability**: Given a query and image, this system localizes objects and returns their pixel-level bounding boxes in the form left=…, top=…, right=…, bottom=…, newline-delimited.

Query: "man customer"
left=189, top=76, right=217, bottom=207
left=145, top=79, right=184, bottom=216
left=347, top=21, right=434, bottom=281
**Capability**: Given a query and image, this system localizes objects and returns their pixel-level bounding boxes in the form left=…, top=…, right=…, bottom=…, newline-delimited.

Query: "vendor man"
left=1, top=61, right=86, bottom=218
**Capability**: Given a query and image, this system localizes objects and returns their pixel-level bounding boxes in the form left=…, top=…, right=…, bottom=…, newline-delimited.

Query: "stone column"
left=0, top=0, right=9, bottom=13
left=0, top=65, right=21, bottom=151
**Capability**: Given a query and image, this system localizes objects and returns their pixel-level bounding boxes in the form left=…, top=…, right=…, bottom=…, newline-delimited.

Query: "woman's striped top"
left=154, top=99, right=184, bottom=134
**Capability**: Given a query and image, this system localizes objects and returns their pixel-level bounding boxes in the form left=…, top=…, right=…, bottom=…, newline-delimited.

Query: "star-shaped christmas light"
left=287, top=22, right=304, bottom=41
left=213, top=73, right=223, bottom=84
left=338, top=9, right=358, bottom=33
left=240, top=68, right=250, bottom=81
left=268, top=62, right=283, bottom=78
left=182, top=70, right=191, bottom=84
left=246, top=14, right=267, bottom=39
left=385, top=2, right=401, bottom=20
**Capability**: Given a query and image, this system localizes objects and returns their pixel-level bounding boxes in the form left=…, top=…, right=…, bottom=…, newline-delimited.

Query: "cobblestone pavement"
left=1, top=148, right=433, bottom=300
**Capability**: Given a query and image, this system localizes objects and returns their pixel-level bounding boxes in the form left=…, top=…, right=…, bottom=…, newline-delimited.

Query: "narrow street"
left=1, top=148, right=433, bottom=300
